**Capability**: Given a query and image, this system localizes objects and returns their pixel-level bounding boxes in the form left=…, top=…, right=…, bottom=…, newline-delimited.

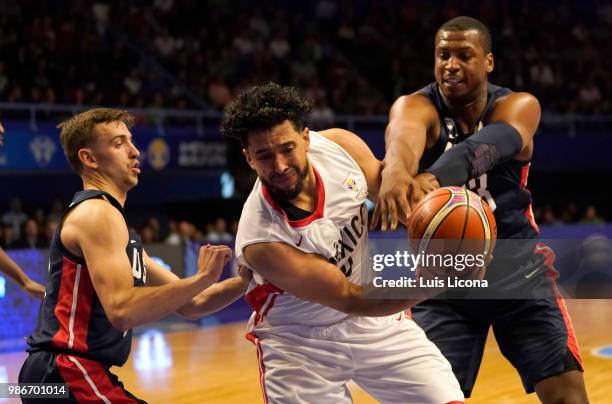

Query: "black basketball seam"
left=456, top=188, right=470, bottom=255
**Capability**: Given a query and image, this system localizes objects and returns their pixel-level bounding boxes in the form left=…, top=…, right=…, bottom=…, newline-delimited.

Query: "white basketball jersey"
left=236, top=131, right=369, bottom=327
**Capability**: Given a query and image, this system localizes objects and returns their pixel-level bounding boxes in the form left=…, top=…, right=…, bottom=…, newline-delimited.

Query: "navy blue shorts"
left=19, top=350, right=146, bottom=403
left=411, top=270, right=583, bottom=397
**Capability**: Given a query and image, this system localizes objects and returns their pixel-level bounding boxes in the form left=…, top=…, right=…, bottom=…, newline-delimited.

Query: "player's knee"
left=538, top=386, right=588, bottom=404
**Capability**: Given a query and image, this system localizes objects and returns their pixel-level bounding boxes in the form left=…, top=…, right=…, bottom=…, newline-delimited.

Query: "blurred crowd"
left=0, top=0, right=610, bottom=118
left=0, top=196, right=607, bottom=250
left=0, top=197, right=238, bottom=250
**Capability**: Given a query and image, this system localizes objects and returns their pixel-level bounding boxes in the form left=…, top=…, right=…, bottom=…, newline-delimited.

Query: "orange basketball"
left=408, top=186, right=496, bottom=275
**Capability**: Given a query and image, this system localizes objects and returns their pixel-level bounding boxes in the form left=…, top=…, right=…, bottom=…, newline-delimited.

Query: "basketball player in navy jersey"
left=373, top=17, right=588, bottom=403
left=0, top=121, right=45, bottom=298
left=18, top=109, right=248, bottom=403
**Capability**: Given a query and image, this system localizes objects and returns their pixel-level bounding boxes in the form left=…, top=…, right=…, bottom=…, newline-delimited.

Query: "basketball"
left=408, top=186, right=497, bottom=274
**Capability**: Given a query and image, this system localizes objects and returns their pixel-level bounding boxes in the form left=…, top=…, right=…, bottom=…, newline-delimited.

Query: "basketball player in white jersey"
left=222, top=83, right=464, bottom=404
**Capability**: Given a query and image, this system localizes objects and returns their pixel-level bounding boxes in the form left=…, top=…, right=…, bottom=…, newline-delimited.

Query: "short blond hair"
left=58, top=108, right=134, bottom=173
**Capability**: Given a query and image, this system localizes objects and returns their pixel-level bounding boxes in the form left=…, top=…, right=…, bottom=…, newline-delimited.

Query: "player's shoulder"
left=317, top=128, right=380, bottom=169
left=492, top=90, right=540, bottom=112
left=390, top=91, right=438, bottom=122
left=317, top=127, right=358, bottom=146
left=393, top=91, right=436, bottom=109
left=65, top=197, right=126, bottom=233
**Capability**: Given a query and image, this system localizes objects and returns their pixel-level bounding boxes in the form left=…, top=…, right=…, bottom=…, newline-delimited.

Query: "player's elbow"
left=107, top=309, right=131, bottom=332
left=176, top=300, right=201, bottom=320
left=334, top=283, right=363, bottom=315
left=105, top=298, right=135, bottom=331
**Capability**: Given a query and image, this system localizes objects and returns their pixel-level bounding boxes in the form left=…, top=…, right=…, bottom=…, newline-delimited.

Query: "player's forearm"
left=383, top=122, right=424, bottom=177
left=426, top=122, right=523, bottom=186
left=342, top=282, right=442, bottom=316
left=178, top=276, right=249, bottom=319
left=0, top=248, right=31, bottom=288
left=110, top=273, right=215, bottom=331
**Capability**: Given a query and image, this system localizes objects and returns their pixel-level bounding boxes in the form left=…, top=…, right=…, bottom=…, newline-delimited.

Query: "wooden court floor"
left=1, top=300, right=611, bottom=403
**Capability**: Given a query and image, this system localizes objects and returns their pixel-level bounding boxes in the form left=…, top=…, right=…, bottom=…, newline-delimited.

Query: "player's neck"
left=287, top=166, right=318, bottom=212
left=442, top=85, right=488, bottom=131
left=82, top=178, right=128, bottom=207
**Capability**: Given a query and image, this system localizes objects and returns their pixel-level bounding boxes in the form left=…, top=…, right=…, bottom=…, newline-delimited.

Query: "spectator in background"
left=229, top=219, right=239, bottom=236
left=2, top=197, right=28, bottom=239
left=205, top=217, right=233, bottom=242
left=577, top=79, right=603, bottom=114
left=580, top=205, right=605, bottom=225
left=146, top=216, right=161, bottom=241
left=165, top=219, right=181, bottom=245
left=561, top=202, right=579, bottom=224
left=46, top=198, right=65, bottom=222
left=139, top=225, right=156, bottom=244
left=12, top=218, right=47, bottom=249
left=1, top=223, right=17, bottom=249
left=32, top=208, right=46, bottom=230
left=540, top=205, right=563, bottom=226
left=44, top=218, right=58, bottom=247
left=178, top=220, right=198, bottom=243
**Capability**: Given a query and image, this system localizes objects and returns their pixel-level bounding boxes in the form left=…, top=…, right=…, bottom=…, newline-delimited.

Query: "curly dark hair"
left=221, top=82, right=312, bottom=147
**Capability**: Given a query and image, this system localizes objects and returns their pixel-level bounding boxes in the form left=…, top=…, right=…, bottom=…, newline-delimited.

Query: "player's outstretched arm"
left=144, top=250, right=250, bottom=319
left=0, top=248, right=45, bottom=298
left=244, top=241, right=430, bottom=316
left=65, top=199, right=230, bottom=331
left=176, top=270, right=250, bottom=319
left=373, top=94, right=439, bottom=230
left=424, top=92, right=541, bottom=188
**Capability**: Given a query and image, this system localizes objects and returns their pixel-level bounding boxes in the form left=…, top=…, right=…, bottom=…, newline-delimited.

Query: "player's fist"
left=197, top=244, right=232, bottom=284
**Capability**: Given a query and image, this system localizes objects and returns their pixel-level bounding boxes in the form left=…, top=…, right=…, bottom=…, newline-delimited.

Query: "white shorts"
left=248, top=313, right=464, bottom=404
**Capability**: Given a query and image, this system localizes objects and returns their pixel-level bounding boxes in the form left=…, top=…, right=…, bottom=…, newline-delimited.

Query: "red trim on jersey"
left=56, top=354, right=138, bottom=403
left=51, top=257, right=77, bottom=350
left=525, top=204, right=540, bottom=234
left=520, top=163, right=540, bottom=234
left=51, top=257, right=94, bottom=352
left=535, top=244, right=583, bottom=367
left=445, top=401, right=464, bottom=404
left=250, top=337, right=269, bottom=404
left=261, top=165, right=325, bottom=228
left=245, top=283, right=283, bottom=328
left=72, top=265, right=94, bottom=352
left=520, top=164, right=530, bottom=189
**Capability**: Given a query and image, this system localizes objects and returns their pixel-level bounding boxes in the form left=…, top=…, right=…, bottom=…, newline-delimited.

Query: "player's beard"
left=262, top=160, right=310, bottom=202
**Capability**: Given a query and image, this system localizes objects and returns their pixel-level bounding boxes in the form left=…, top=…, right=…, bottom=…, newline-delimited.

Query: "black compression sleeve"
left=425, top=122, right=523, bottom=186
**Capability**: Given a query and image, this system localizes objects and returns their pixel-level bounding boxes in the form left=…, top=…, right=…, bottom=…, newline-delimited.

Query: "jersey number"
left=467, top=174, right=497, bottom=212
left=131, top=249, right=146, bottom=282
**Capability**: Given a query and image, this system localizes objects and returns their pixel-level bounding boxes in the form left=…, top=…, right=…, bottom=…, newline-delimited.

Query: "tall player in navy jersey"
left=18, top=109, right=248, bottom=403
left=0, top=121, right=45, bottom=298
left=373, top=17, right=588, bottom=403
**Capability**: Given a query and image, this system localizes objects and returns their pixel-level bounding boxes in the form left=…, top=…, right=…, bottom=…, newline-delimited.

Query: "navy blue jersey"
left=27, top=190, right=146, bottom=366
left=418, top=82, right=541, bottom=286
